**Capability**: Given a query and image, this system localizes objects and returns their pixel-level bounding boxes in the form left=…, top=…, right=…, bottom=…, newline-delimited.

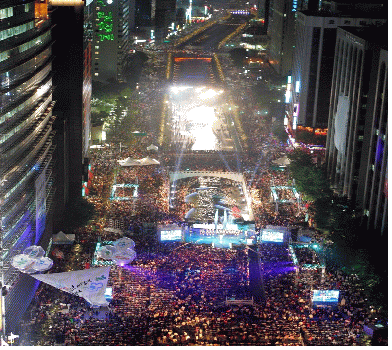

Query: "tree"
left=287, top=149, right=332, bottom=201
left=229, top=48, right=247, bottom=67
left=63, top=197, right=95, bottom=232
left=272, top=121, right=287, bottom=143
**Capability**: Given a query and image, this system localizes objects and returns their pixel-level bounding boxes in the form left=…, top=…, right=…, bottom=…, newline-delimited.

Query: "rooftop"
left=339, top=25, right=388, bottom=49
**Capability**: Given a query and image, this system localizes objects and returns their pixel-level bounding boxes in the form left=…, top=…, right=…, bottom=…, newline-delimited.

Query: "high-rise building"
left=0, top=0, right=56, bottom=333
left=92, top=0, right=132, bottom=83
left=287, top=1, right=386, bottom=132
left=326, top=25, right=387, bottom=234
left=267, top=0, right=296, bottom=76
left=135, top=0, right=152, bottom=28
left=51, top=1, right=93, bottom=228
left=267, top=0, right=323, bottom=76
left=154, top=0, right=176, bottom=44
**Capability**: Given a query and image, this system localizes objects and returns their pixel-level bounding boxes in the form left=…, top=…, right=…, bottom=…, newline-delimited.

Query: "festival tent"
left=272, top=155, right=291, bottom=167
left=52, top=231, right=75, bottom=244
left=118, top=157, right=141, bottom=166
left=147, top=144, right=159, bottom=151
left=138, top=157, right=160, bottom=165
left=118, top=156, right=159, bottom=167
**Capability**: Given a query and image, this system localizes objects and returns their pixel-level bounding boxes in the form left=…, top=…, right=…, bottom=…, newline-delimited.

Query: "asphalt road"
left=176, top=17, right=246, bottom=51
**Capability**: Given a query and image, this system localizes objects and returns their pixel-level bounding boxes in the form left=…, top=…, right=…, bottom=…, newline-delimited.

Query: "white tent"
left=118, top=157, right=141, bottom=166
left=147, top=144, right=159, bottom=151
left=139, top=157, right=160, bottom=165
left=118, top=156, right=160, bottom=167
left=53, top=231, right=75, bottom=244
left=272, top=155, right=291, bottom=166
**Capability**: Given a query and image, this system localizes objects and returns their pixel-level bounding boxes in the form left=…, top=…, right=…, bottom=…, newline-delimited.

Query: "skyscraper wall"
left=326, top=26, right=387, bottom=233
left=92, top=0, right=132, bottom=83
left=154, top=0, right=176, bottom=43
left=52, top=5, right=85, bottom=205
left=0, top=0, right=56, bottom=332
left=268, top=0, right=296, bottom=76
left=288, top=5, right=386, bottom=131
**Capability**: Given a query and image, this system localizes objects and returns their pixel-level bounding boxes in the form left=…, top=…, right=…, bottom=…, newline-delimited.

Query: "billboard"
left=312, top=290, right=340, bottom=303
left=261, top=230, right=284, bottom=243
left=160, top=229, right=182, bottom=241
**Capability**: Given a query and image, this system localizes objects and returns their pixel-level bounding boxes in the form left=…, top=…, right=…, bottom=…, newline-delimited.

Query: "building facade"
left=287, top=3, right=386, bottom=132
left=92, top=0, right=133, bottom=83
left=51, top=1, right=93, bottom=233
left=0, top=0, right=56, bottom=333
left=326, top=26, right=387, bottom=233
left=267, top=0, right=296, bottom=77
left=154, top=0, right=176, bottom=44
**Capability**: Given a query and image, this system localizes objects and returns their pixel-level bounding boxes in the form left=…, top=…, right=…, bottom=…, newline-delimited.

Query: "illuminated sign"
left=312, top=290, right=340, bottom=303
left=96, top=0, right=114, bottom=41
left=292, top=0, right=298, bottom=11
left=49, top=0, right=84, bottom=5
left=285, top=82, right=291, bottom=103
left=160, top=229, right=182, bottom=241
left=295, top=80, right=300, bottom=93
left=261, top=230, right=284, bottom=242
left=293, top=103, right=299, bottom=117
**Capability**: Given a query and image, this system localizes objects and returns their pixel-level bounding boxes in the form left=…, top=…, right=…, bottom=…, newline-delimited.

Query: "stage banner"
left=32, top=266, right=111, bottom=306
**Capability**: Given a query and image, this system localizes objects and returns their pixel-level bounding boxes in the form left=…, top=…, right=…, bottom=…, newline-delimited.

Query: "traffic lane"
left=177, top=24, right=242, bottom=50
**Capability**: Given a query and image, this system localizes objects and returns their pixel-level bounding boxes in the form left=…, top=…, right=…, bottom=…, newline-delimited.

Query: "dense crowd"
left=18, top=238, right=382, bottom=346
left=15, top=30, right=386, bottom=347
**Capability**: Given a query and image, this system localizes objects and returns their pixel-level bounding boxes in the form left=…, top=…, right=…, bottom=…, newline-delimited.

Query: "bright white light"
left=171, top=86, right=192, bottom=94
left=199, top=89, right=218, bottom=100
left=188, top=106, right=216, bottom=150
left=296, top=81, right=300, bottom=93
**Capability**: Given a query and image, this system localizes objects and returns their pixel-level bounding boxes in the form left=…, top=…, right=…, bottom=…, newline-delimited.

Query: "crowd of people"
left=14, top=25, right=386, bottom=347
left=18, top=236, right=382, bottom=346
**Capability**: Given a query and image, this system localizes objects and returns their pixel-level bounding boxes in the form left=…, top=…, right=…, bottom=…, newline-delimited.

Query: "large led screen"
left=160, top=229, right=182, bottom=241
left=312, top=290, right=340, bottom=303
left=261, top=230, right=284, bottom=242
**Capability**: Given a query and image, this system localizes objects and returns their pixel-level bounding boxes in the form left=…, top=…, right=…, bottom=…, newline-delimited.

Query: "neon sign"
left=96, top=0, right=114, bottom=41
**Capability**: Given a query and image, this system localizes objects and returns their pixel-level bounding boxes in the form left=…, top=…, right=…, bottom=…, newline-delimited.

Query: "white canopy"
left=118, top=156, right=159, bottom=166
left=147, top=144, right=159, bottom=151
left=118, top=157, right=141, bottom=166
left=53, top=231, right=75, bottom=244
left=272, top=155, right=291, bottom=166
left=139, top=157, right=160, bottom=165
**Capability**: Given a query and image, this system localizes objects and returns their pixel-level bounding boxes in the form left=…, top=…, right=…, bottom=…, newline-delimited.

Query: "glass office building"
left=0, top=0, right=55, bottom=333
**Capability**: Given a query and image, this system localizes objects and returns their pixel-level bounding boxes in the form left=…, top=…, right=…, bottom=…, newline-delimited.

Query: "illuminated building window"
left=94, top=72, right=99, bottom=76
left=0, top=50, right=10, bottom=63
left=0, top=21, right=35, bottom=42
left=0, top=7, right=13, bottom=19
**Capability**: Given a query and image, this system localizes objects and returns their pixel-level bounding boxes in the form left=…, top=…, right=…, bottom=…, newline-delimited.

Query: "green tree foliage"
left=63, top=197, right=95, bottom=232
left=287, top=149, right=332, bottom=201
left=123, top=51, right=149, bottom=85
left=325, top=221, right=387, bottom=312
left=91, top=110, right=108, bottom=126
left=229, top=48, right=247, bottom=67
left=287, top=151, right=386, bottom=313
left=272, top=121, right=287, bottom=143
